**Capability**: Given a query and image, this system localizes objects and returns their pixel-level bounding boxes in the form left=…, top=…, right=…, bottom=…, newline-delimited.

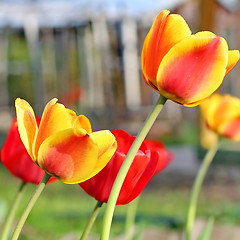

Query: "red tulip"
left=1, top=118, right=56, bottom=184
left=79, top=129, right=173, bottom=205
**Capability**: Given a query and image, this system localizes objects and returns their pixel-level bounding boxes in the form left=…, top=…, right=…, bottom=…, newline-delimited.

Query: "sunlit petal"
left=15, top=98, right=38, bottom=160
left=37, top=128, right=99, bottom=184
left=35, top=99, right=74, bottom=156
left=86, top=130, right=117, bottom=178
left=157, top=32, right=228, bottom=106
left=142, top=9, right=191, bottom=89
left=225, top=50, right=240, bottom=75
left=73, top=115, right=92, bottom=133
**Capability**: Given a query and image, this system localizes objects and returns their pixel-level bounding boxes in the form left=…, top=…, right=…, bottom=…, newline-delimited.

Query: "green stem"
left=10, top=173, right=51, bottom=240
left=80, top=201, right=103, bottom=240
left=185, top=139, right=220, bottom=240
left=125, top=197, right=139, bottom=240
left=100, top=95, right=167, bottom=240
left=1, top=182, right=27, bottom=240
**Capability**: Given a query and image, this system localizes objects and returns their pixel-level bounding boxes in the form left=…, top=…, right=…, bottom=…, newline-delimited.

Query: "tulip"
left=15, top=98, right=117, bottom=184
left=201, top=94, right=240, bottom=141
left=142, top=10, right=240, bottom=107
left=79, top=129, right=173, bottom=205
left=1, top=117, right=56, bottom=184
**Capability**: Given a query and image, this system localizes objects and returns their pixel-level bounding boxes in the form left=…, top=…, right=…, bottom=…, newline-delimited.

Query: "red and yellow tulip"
left=142, top=10, right=240, bottom=106
left=15, top=98, right=117, bottom=184
left=201, top=94, right=240, bottom=141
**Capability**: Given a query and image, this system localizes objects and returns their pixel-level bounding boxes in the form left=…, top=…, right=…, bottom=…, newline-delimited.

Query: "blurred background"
left=0, top=0, right=240, bottom=239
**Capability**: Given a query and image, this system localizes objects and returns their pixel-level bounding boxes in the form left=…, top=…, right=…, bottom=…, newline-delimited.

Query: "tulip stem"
left=100, top=95, right=167, bottom=240
left=10, top=172, right=51, bottom=240
left=125, top=197, right=139, bottom=240
left=185, top=139, right=220, bottom=240
left=80, top=201, right=103, bottom=240
left=1, top=181, right=26, bottom=240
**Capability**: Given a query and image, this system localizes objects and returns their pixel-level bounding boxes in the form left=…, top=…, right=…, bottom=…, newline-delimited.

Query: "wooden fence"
left=0, top=11, right=239, bottom=137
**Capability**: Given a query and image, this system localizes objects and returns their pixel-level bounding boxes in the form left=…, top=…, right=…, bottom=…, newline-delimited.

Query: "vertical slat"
left=0, top=29, right=9, bottom=107
left=92, top=17, right=114, bottom=108
left=90, top=18, right=105, bottom=109
left=121, top=18, right=141, bottom=110
left=199, top=0, right=215, bottom=31
left=41, top=27, right=58, bottom=99
left=23, top=14, right=45, bottom=114
left=84, top=24, right=97, bottom=109
left=76, top=25, right=89, bottom=110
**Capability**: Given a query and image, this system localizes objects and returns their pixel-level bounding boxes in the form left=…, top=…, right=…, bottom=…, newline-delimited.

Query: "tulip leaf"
left=198, top=217, right=215, bottom=240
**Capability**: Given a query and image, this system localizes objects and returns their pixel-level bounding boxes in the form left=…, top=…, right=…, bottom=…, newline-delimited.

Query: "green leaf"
left=198, top=217, right=215, bottom=240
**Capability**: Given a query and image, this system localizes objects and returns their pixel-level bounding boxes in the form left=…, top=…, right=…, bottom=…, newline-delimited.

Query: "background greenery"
left=1, top=163, right=240, bottom=240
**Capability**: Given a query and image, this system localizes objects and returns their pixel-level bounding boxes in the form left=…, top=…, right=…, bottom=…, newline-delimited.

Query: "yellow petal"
left=86, top=130, right=117, bottom=179
left=201, top=94, right=240, bottom=140
left=157, top=31, right=228, bottom=106
left=34, top=99, right=74, bottom=157
left=225, top=50, right=240, bottom=75
left=37, top=128, right=99, bottom=184
left=73, top=115, right=92, bottom=133
left=201, top=94, right=222, bottom=130
left=142, top=10, right=191, bottom=90
left=15, top=98, right=38, bottom=161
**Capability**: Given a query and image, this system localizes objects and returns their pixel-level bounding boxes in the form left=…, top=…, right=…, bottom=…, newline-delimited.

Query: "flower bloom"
left=201, top=94, right=240, bottom=141
left=15, top=98, right=117, bottom=184
left=79, top=129, right=173, bottom=205
left=142, top=10, right=240, bottom=107
left=1, top=118, right=56, bottom=184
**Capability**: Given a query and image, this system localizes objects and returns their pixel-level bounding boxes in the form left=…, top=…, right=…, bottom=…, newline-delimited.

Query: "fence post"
left=121, top=18, right=141, bottom=110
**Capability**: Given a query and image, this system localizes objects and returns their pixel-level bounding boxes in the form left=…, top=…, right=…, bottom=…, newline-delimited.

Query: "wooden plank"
left=0, top=30, right=9, bottom=107
left=121, top=18, right=141, bottom=110
left=23, top=14, right=45, bottom=114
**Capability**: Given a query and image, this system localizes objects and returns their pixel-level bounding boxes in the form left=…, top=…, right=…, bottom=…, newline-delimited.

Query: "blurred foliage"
left=160, top=120, right=199, bottom=146
left=1, top=166, right=240, bottom=239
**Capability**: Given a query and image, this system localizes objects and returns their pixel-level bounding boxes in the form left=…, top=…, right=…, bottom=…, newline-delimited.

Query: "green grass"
left=1, top=166, right=240, bottom=239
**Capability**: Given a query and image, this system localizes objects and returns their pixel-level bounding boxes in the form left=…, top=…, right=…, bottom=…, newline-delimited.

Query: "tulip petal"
left=220, top=118, right=240, bottom=141
left=226, top=50, right=240, bottom=75
left=142, top=10, right=191, bottom=89
left=15, top=98, right=38, bottom=160
left=86, top=130, right=117, bottom=178
left=201, top=94, right=221, bottom=129
left=80, top=151, right=124, bottom=203
left=117, top=151, right=158, bottom=204
left=37, top=128, right=99, bottom=184
left=144, top=139, right=173, bottom=174
left=35, top=99, right=74, bottom=157
left=73, top=115, right=92, bottom=133
left=157, top=31, right=229, bottom=106
left=201, top=94, right=240, bottom=141
left=204, top=94, right=240, bottom=130
left=111, top=129, right=134, bottom=154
